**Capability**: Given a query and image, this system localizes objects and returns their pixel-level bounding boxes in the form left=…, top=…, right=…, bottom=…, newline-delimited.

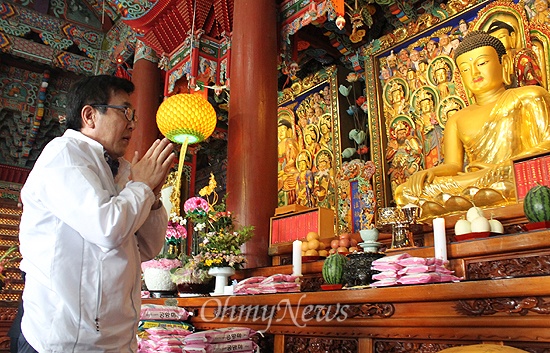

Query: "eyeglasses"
left=91, top=104, right=137, bottom=123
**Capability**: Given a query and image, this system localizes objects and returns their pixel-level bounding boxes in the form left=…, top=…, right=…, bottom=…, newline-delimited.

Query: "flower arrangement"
left=164, top=213, right=187, bottom=258
left=170, top=255, right=212, bottom=285
left=184, top=173, right=254, bottom=270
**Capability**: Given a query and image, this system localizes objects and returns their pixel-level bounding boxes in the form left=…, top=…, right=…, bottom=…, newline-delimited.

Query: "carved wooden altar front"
left=144, top=225, right=550, bottom=353
left=145, top=275, right=550, bottom=353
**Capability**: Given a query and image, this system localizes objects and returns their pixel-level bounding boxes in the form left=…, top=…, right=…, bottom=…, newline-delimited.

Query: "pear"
left=488, top=215, right=504, bottom=234
left=454, top=218, right=471, bottom=235
left=466, top=206, right=484, bottom=222
left=471, top=216, right=491, bottom=233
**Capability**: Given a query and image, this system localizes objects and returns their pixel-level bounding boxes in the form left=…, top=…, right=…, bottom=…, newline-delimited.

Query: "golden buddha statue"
left=487, top=19, right=543, bottom=88
left=394, top=31, right=550, bottom=218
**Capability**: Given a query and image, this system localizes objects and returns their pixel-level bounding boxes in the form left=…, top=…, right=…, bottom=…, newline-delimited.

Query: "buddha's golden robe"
left=395, top=86, right=550, bottom=212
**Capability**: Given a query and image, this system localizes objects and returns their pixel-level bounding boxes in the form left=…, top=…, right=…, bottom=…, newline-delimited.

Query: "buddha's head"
left=487, top=20, right=517, bottom=51
left=454, top=31, right=507, bottom=95
left=305, top=125, right=318, bottom=143
left=297, top=151, right=311, bottom=171
left=278, top=119, right=292, bottom=141
left=390, top=82, right=404, bottom=103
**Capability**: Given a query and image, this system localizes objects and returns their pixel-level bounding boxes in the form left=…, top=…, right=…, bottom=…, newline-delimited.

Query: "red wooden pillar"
left=125, top=44, right=162, bottom=161
left=227, top=0, right=278, bottom=268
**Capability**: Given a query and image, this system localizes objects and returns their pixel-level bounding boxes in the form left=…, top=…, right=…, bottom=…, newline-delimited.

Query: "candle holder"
left=376, top=205, right=421, bottom=249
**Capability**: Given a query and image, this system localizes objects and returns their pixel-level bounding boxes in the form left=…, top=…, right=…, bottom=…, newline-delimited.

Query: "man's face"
left=90, top=90, right=135, bottom=159
left=410, top=50, right=420, bottom=61
left=439, top=35, right=450, bottom=46
left=457, top=46, right=504, bottom=95
left=490, top=28, right=515, bottom=50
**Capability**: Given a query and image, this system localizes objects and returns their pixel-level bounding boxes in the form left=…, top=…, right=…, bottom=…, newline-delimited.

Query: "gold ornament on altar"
left=156, top=93, right=217, bottom=215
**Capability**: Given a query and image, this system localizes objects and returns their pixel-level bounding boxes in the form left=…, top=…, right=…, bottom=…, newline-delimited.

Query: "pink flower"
left=183, top=197, right=210, bottom=213
left=166, top=221, right=187, bottom=240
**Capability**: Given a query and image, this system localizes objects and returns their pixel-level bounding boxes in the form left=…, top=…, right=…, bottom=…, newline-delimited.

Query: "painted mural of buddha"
left=394, top=31, right=550, bottom=217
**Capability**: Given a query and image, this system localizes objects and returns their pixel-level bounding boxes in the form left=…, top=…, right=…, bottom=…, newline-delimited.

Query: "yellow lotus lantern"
left=156, top=93, right=217, bottom=215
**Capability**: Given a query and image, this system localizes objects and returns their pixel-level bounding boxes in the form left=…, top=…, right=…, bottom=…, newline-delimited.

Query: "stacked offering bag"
left=138, top=304, right=195, bottom=353
left=234, top=274, right=300, bottom=295
left=183, top=327, right=258, bottom=353
left=370, top=253, right=462, bottom=287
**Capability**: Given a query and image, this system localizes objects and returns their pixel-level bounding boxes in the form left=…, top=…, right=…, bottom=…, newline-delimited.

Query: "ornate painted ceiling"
left=0, top=0, right=234, bottom=76
left=0, top=0, right=454, bottom=77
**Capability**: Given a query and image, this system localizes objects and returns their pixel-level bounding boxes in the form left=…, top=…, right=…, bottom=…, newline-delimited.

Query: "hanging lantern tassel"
left=156, top=93, right=217, bottom=215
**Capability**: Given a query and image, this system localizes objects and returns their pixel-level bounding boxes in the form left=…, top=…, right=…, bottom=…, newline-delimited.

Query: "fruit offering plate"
left=454, top=231, right=493, bottom=241
left=302, top=256, right=326, bottom=263
left=524, top=221, right=550, bottom=231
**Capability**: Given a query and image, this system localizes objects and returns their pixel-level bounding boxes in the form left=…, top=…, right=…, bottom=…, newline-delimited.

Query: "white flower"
left=194, top=223, right=206, bottom=232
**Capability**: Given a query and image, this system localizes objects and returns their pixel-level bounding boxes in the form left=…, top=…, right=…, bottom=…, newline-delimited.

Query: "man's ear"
left=81, top=105, right=96, bottom=128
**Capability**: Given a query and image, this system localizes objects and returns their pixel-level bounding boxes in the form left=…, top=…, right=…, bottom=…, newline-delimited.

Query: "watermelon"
left=322, top=253, right=348, bottom=284
left=524, top=185, right=550, bottom=223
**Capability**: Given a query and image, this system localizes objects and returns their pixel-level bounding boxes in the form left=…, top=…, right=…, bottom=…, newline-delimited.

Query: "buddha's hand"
left=464, top=162, right=493, bottom=173
left=409, top=169, right=435, bottom=196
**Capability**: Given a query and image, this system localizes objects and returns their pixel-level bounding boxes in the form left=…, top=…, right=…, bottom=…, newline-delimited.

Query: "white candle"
left=292, top=240, right=303, bottom=276
left=433, top=218, right=447, bottom=260
left=433, top=217, right=447, bottom=261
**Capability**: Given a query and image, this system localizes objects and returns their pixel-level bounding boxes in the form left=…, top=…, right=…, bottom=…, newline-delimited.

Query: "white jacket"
left=19, top=129, right=167, bottom=353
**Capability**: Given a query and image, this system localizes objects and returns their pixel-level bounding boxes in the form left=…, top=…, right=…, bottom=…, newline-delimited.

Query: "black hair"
left=487, top=20, right=515, bottom=35
left=65, top=75, right=135, bottom=130
left=454, top=30, right=507, bottom=63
